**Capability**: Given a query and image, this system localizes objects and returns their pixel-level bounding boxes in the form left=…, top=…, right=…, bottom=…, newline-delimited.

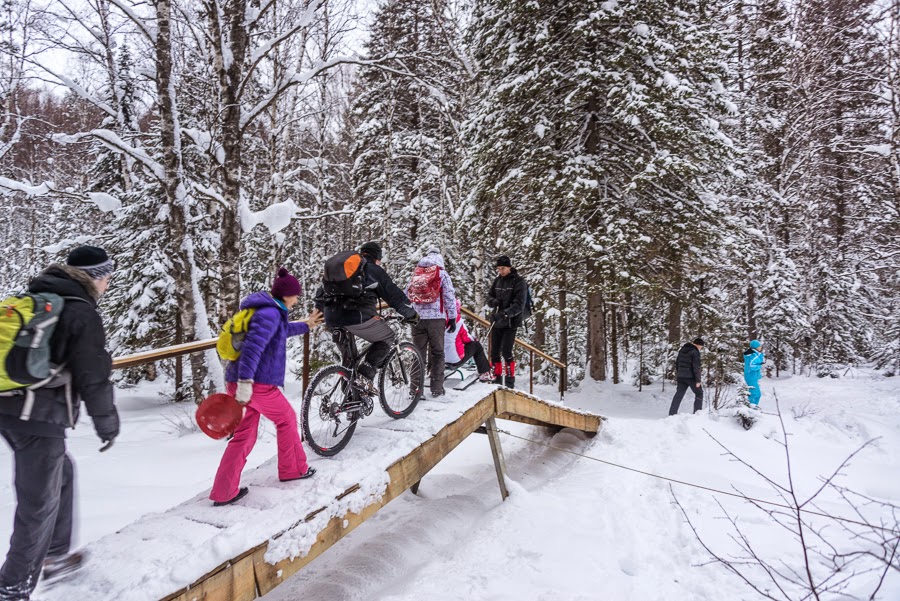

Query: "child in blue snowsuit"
left=743, top=340, right=765, bottom=408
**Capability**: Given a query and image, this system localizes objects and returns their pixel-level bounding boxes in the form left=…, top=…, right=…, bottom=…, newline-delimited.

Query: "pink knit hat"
left=271, top=267, right=301, bottom=298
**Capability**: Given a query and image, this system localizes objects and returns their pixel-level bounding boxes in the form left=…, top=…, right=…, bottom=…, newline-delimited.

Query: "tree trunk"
left=174, top=306, right=184, bottom=401
left=532, top=309, right=545, bottom=376
left=610, top=302, right=619, bottom=384
left=208, top=0, right=250, bottom=322
left=155, top=0, right=207, bottom=401
left=747, top=282, right=757, bottom=340
left=558, top=286, right=568, bottom=390
left=667, top=272, right=683, bottom=346
left=587, top=260, right=607, bottom=381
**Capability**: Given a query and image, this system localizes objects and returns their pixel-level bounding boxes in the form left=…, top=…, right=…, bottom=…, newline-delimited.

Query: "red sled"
left=196, top=393, right=243, bottom=439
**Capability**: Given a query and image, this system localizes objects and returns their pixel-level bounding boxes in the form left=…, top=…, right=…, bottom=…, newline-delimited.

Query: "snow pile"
left=3, top=371, right=898, bottom=601
left=15, top=378, right=510, bottom=601
left=263, top=371, right=900, bottom=601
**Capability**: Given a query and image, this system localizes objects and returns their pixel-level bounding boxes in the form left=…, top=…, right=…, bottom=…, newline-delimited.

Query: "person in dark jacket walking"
left=668, top=338, right=705, bottom=416
left=0, top=246, right=119, bottom=601
left=487, top=256, right=528, bottom=388
left=210, top=268, right=323, bottom=506
left=314, top=241, right=418, bottom=390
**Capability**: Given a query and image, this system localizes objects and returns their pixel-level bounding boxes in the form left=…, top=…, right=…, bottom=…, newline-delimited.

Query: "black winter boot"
left=43, top=551, right=86, bottom=582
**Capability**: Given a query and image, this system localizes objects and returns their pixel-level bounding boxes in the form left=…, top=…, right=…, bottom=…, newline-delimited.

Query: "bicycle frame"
left=333, top=316, right=411, bottom=388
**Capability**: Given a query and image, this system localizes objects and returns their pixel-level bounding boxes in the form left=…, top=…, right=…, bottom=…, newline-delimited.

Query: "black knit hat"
left=496, top=255, right=512, bottom=268
left=360, top=241, right=383, bottom=261
left=693, top=337, right=705, bottom=347
left=67, top=246, right=114, bottom=280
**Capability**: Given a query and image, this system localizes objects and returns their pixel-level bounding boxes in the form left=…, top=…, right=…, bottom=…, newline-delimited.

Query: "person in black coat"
left=487, top=255, right=528, bottom=388
left=0, top=246, right=119, bottom=600
left=668, top=338, right=705, bottom=416
left=314, top=241, right=418, bottom=384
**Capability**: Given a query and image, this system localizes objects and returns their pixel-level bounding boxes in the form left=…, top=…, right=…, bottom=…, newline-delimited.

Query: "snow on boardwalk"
left=39, top=384, right=565, bottom=601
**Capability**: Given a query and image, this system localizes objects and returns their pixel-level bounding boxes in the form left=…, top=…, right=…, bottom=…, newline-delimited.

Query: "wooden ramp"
left=160, top=389, right=600, bottom=601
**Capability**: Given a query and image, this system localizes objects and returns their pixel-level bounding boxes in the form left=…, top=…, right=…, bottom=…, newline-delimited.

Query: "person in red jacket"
left=444, top=299, right=493, bottom=382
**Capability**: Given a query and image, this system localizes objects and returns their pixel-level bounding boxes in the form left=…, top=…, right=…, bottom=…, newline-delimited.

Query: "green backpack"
left=216, top=308, right=257, bottom=361
left=0, top=293, right=73, bottom=395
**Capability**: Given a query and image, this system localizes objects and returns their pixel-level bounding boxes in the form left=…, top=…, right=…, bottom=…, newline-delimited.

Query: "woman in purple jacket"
left=210, top=268, right=324, bottom=506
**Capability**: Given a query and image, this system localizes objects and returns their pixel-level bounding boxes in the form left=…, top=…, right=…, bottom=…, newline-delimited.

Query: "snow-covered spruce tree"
left=726, top=0, right=809, bottom=371
left=870, top=0, right=900, bottom=376
left=466, top=0, right=737, bottom=383
left=351, top=0, right=466, bottom=280
left=792, top=0, right=886, bottom=369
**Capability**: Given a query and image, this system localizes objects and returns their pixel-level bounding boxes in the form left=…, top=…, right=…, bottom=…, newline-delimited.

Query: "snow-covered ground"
left=1, top=370, right=898, bottom=600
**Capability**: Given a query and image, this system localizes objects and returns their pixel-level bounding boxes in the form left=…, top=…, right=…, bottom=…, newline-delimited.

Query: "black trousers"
left=412, top=319, right=447, bottom=393
left=0, top=431, right=74, bottom=601
left=490, top=327, right=517, bottom=364
left=669, top=379, right=704, bottom=415
left=462, top=341, right=491, bottom=375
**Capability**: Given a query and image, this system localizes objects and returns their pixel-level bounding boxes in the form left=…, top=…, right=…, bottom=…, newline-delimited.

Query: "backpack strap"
left=437, top=267, right=444, bottom=317
left=17, top=366, right=71, bottom=422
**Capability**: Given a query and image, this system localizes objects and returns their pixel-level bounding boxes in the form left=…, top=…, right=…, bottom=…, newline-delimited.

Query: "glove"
left=487, top=298, right=498, bottom=308
left=235, top=379, right=254, bottom=405
left=93, top=411, right=120, bottom=445
left=402, top=313, right=420, bottom=326
left=446, top=319, right=457, bottom=333
left=494, top=312, right=509, bottom=327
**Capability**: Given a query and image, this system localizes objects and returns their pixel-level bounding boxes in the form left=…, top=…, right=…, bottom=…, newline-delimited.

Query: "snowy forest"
left=1, top=0, right=898, bottom=401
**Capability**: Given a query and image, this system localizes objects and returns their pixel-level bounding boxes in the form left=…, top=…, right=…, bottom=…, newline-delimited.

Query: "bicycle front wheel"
left=378, top=342, right=425, bottom=419
left=302, top=365, right=358, bottom=456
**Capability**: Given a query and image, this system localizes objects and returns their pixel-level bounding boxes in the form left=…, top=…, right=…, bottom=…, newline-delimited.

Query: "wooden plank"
left=495, top=412, right=553, bottom=428
left=159, top=547, right=261, bottom=601
left=495, top=389, right=602, bottom=433
left=112, top=321, right=306, bottom=370
left=252, top=394, right=498, bottom=596
left=163, top=553, right=257, bottom=601
left=113, top=339, right=218, bottom=369
left=252, top=500, right=385, bottom=596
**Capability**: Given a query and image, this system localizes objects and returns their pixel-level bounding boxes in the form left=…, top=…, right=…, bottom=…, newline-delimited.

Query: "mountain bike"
left=301, top=314, right=425, bottom=456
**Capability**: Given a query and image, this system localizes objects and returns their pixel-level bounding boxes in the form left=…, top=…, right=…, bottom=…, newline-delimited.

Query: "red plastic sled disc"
left=196, top=393, right=243, bottom=440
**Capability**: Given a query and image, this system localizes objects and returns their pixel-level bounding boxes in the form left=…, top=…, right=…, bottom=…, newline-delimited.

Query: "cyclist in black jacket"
left=487, top=255, right=528, bottom=388
left=315, top=241, right=418, bottom=387
left=0, top=246, right=119, bottom=600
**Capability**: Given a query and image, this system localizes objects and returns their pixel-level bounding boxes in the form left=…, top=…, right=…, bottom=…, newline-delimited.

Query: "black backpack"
left=523, top=285, right=535, bottom=320
left=322, top=251, right=366, bottom=301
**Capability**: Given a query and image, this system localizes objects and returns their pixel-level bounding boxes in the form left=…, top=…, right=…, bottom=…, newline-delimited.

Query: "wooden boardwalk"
left=160, top=388, right=601, bottom=601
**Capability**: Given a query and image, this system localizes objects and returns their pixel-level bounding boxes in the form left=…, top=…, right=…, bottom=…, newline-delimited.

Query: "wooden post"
left=484, top=417, right=509, bottom=501
left=559, top=365, right=566, bottom=402
left=302, top=333, right=310, bottom=395
left=529, top=350, right=534, bottom=395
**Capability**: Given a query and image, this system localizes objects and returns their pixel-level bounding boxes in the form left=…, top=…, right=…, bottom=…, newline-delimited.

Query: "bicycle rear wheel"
left=378, top=342, right=425, bottom=419
left=301, top=365, right=358, bottom=456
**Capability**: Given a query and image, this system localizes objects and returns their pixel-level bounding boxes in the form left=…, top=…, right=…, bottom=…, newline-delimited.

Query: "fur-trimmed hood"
left=28, top=263, right=101, bottom=303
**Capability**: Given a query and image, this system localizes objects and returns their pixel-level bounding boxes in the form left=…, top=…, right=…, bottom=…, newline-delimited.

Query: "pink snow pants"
left=209, top=382, right=309, bottom=503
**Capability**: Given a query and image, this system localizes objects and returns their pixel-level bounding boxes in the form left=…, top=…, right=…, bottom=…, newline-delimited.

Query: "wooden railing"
left=458, top=307, right=567, bottom=399
left=112, top=307, right=567, bottom=400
